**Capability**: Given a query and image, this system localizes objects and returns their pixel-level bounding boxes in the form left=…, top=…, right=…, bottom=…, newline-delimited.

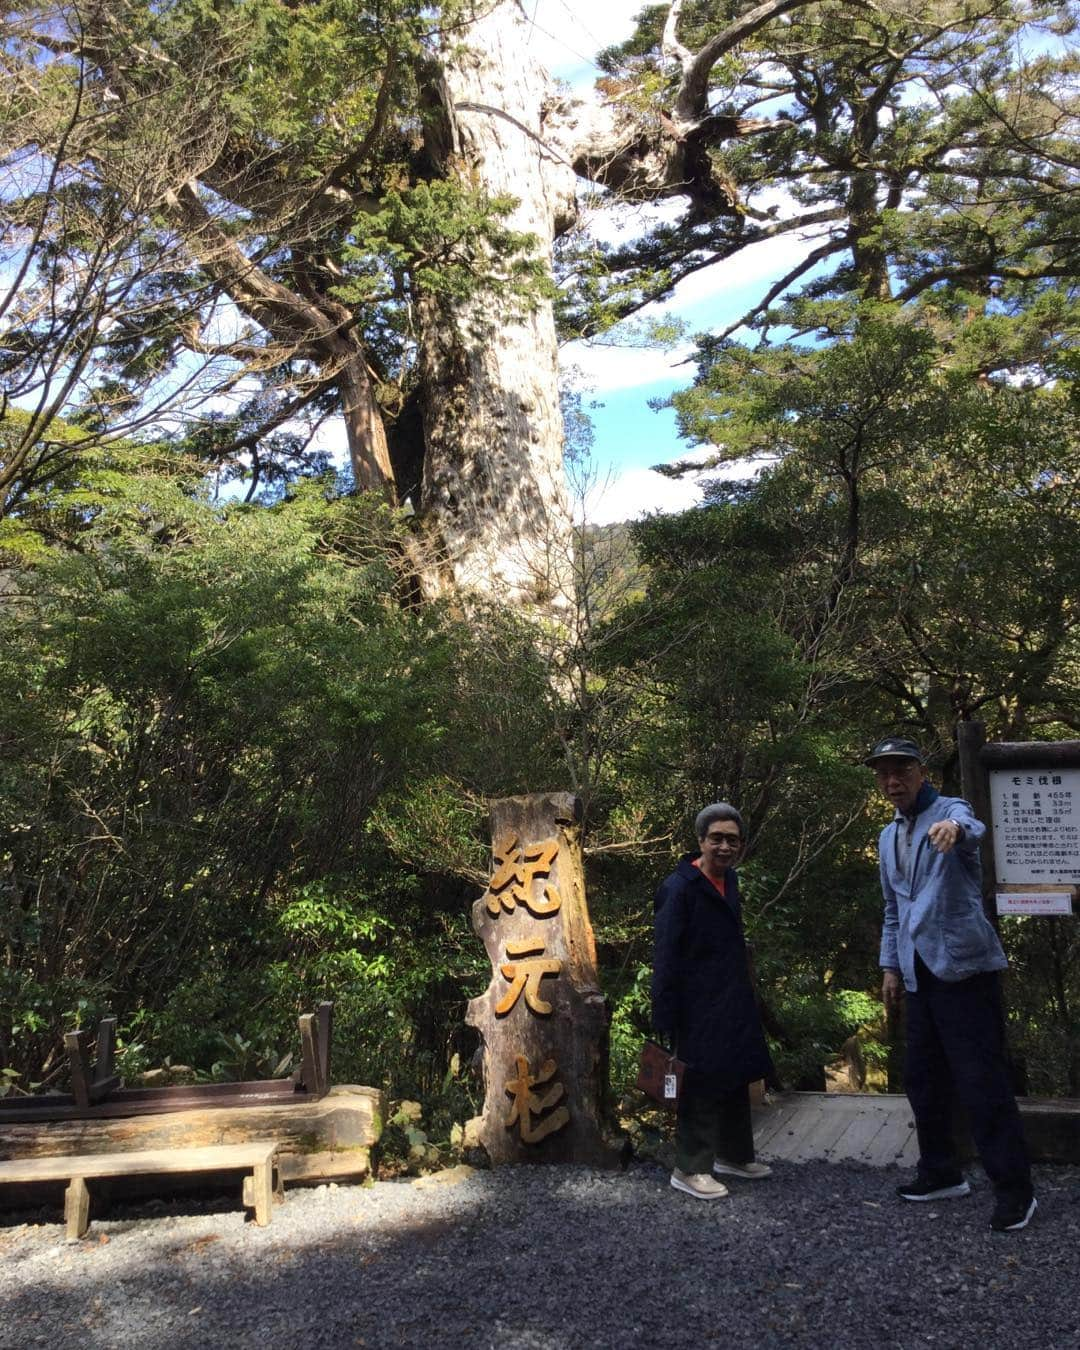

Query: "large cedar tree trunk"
left=414, top=2, right=576, bottom=612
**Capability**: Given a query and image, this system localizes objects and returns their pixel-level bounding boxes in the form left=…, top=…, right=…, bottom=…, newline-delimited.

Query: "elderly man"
left=653, top=803, right=774, bottom=1199
left=870, top=736, right=1035, bottom=1232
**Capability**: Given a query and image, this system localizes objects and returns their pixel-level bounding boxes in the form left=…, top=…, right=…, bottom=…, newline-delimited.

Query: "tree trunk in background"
left=414, top=1, right=576, bottom=612
left=337, top=347, right=395, bottom=497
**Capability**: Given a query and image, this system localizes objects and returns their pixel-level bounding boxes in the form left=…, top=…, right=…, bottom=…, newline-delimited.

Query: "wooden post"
left=297, top=1002, right=333, bottom=1096
left=316, top=1001, right=333, bottom=1093
left=95, top=1019, right=117, bottom=1082
left=250, top=1155, right=274, bottom=1226
left=957, top=719, right=1000, bottom=931
left=298, top=1014, right=320, bottom=1095
left=65, top=1032, right=93, bottom=1110
left=64, top=1176, right=90, bottom=1240
left=243, top=1165, right=284, bottom=1208
left=466, top=793, right=616, bottom=1166
left=65, top=1023, right=121, bottom=1107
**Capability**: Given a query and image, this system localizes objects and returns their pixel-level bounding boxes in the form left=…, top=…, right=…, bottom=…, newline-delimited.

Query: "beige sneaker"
left=670, top=1168, right=729, bottom=1199
left=713, top=1158, right=772, bottom=1179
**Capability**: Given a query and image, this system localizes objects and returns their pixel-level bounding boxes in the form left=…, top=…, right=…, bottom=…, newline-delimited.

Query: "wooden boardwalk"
left=754, top=1092, right=919, bottom=1168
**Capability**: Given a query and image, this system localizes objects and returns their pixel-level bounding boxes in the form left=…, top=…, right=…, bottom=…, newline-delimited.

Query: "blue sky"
left=560, top=220, right=824, bottom=520
left=529, top=0, right=819, bottom=521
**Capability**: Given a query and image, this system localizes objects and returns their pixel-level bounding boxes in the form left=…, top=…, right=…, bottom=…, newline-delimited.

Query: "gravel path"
left=3, top=1160, right=1079, bottom=1349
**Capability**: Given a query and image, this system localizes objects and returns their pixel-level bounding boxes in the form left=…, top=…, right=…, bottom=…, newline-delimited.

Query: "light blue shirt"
left=878, top=787, right=1007, bottom=991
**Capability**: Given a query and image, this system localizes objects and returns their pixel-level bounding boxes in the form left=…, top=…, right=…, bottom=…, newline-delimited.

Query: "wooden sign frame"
left=957, top=724, right=1079, bottom=922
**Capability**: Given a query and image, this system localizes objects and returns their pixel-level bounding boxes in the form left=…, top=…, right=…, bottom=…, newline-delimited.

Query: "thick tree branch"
left=554, top=0, right=849, bottom=218
left=671, top=0, right=828, bottom=125
left=162, top=180, right=343, bottom=352
left=160, top=180, right=394, bottom=494
left=893, top=260, right=1080, bottom=306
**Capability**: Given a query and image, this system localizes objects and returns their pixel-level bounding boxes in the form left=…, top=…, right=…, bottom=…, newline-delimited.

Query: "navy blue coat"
left=652, top=855, right=773, bottom=1092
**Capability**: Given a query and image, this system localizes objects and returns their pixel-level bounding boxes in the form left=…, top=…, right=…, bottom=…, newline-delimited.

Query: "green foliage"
left=262, top=865, right=487, bottom=1097
left=368, top=777, right=489, bottom=885
left=667, top=302, right=1080, bottom=751
left=1000, top=918, right=1080, bottom=1096
left=563, top=0, right=1080, bottom=341
left=766, top=983, right=887, bottom=1089
left=208, top=1032, right=294, bottom=1083
left=608, top=962, right=653, bottom=1098
left=337, top=182, right=550, bottom=310
left=0, top=457, right=558, bottom=1090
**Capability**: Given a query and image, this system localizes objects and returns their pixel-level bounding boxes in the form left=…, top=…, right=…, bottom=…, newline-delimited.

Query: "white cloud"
left=580, top=464, right=704, bottom=524
left=308, top=415, right=349, bottom=463
left=557, top=219, right=827, bottom=394
left=560, top=340, right=695, bottom=393
left=574, top=206, right=834, bottom=334
left=560, top=185, right=838, bottom=393
left=580, top=446, right=765, bottom=525
left=662, top=227, right=827, bottom=314
left=575, top=196, right=686, bottom=247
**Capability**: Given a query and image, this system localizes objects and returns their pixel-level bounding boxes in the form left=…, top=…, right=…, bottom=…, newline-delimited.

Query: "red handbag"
left=635, top=1039, right=686, bottom=1109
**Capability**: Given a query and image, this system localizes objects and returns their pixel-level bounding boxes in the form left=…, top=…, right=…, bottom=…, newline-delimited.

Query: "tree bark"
left=407, top=0, right=815, bottom=608
left=414, top=2, right=577, bottom=611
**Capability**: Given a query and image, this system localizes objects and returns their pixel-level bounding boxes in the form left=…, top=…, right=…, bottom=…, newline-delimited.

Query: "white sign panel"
left=990, top=767, right=1080, bottom=885
left=996, top=892, right=1074, bottom=916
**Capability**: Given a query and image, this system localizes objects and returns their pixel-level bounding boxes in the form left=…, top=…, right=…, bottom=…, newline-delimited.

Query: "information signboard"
left=989, top=767, right=1080, bottom=886
left=996, top=891, right=1074, bottom=916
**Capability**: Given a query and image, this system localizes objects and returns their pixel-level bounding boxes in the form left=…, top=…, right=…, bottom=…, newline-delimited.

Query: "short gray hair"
left=695, top=802, right=745, bottom=841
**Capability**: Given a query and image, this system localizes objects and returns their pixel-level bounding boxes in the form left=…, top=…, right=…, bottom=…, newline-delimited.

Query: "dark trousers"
left=905, top=953, right=1031, bottom=1200
left=675, top=1077, right=755, bottom=1174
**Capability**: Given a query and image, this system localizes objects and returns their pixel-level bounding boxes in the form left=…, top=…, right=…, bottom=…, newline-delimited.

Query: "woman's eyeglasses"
left=704, top=834, right=741, bottom=849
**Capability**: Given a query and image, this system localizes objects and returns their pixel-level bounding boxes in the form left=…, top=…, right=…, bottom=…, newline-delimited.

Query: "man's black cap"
left=864, top=737, right=925, bottom=767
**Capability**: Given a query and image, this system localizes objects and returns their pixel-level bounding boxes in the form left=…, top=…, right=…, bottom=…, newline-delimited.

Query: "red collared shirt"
left=692, top=856, right=726, bottom=897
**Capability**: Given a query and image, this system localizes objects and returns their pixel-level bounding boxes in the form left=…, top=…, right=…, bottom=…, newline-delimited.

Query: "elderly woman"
left=652, top=802, right=775, bottom=1199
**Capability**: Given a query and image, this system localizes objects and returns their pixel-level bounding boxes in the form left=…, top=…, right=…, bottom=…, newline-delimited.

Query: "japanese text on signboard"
left=481, top=833, right=569, bottom=1145
left=990, top=769, right=1080, bottom=885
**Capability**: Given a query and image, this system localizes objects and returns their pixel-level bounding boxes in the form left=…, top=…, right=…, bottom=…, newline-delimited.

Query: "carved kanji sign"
left=465, top=793, right=615, bottom=1166
left=484, top=836, right=563, bottom=917
left=495, top=941, right=561, bottom=1017
left=504, top=1055, right=570, bottom=1143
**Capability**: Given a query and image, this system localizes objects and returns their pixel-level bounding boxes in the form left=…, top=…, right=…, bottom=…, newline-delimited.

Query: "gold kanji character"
left=484, top=834, right=562, bottom=918
left=504, top=1054, right=570, bottom=1144
left=495, top=941, right=561, bottom=1017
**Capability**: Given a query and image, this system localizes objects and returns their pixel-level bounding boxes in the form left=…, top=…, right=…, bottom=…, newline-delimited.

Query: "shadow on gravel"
left=3, top=1162, right=1079, bottom=1350
left=0, top=1184, right=245, bottom=1231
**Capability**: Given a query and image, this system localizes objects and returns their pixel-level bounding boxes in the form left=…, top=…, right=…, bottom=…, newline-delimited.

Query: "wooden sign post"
left=958, top=723, right=1079, bottom=919
left=465, top=792, right=616, bottom=1165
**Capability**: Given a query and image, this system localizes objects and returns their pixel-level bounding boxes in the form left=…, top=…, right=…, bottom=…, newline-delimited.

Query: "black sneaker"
left=990, top=1193, right=1037, bottom=1232
left=896, top=1175, right=971, bottom=1202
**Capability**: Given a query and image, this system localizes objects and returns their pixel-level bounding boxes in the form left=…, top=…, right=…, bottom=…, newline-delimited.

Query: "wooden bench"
left=0, top=1140, right=282, bottom=1239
